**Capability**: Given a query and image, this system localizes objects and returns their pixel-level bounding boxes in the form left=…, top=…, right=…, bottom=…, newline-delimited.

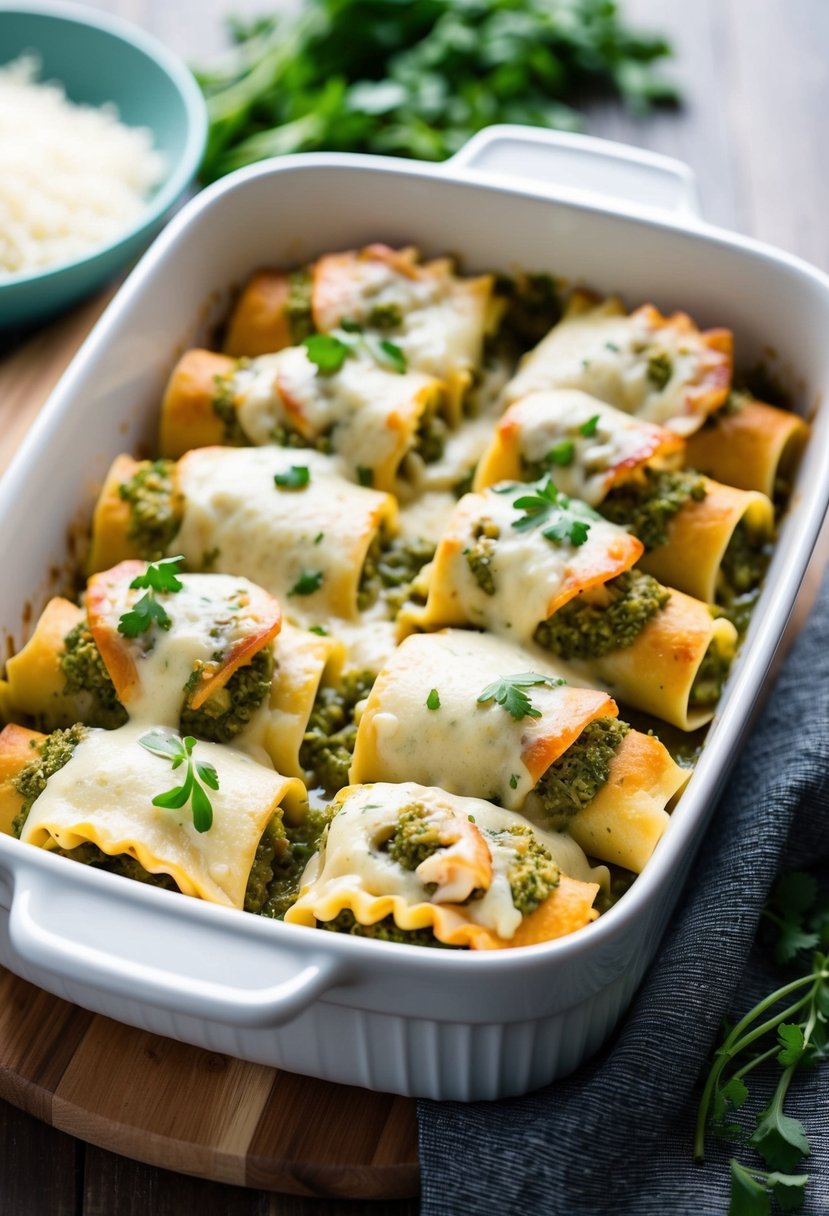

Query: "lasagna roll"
left=473, top=389, right=774, bottom=605
left=410, top=480, right=737, bottom=729
left=350, top=631, right=686, bottom=873
left=159, top=345, right=451, bottom=494
left=285, top=781, right=605, bottom=950
left=88, top=448, right=430, bottom=627
left=504, top=292, right=732, bottom=435
left=224, top=244, right=496, bottom=421
left=685, top=394, right=809, bottom=499
left=1, top=720, right=305, bottom=910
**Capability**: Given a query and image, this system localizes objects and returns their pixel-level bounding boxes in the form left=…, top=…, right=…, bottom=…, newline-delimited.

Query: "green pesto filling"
left=492, top=272, right=562, bottom=351
left=286, top=269, right=315, bottom=343
left=486, top=823, right=560, bottom=916
left=357, top=533, right=435, bottom=615
left=180, top=647, right=274, bottom=745
left=318, top=908, right=454, bottom=948
left=646, top=351, right=673, bottom=390
left=118, top=459, right=182, bottom=562
left=386, top=804, right=445, bottom=872
left=535, top=569, right=670, bottom=661
left=600, top=469, right=708, bottom=551
left=12, top=724, right=87, bottom=837
left=53, top=843, right=179, bottom=891
left=269, top=421, right=333, bottom=454
left=260, top=807, right=332, bottom=920
left=412, top=408, right=447, bottom=465
left=463, top=517, right=500, bottom=596
left=719, top=520, right=771, bottom=598
left=689, top=640, right=732, bottom=708
left=60, top=622, right=128, bottom=730
left=299, top=671, right=376, bottom=797
left=367, top=301, right=403, bottom=330
left=532, top=717, right=629, bottom=831
left=211, top=365, right=248, bottom=445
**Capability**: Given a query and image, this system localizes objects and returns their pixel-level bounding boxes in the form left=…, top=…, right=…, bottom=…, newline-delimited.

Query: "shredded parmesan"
left=0, top=55, right=166, bottom=276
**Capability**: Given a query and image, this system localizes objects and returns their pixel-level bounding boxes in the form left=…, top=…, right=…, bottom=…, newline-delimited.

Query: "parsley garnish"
left=477, top=671, right=565, bottom=721
left=309, top=624, right=328, bottom=635
left=289, top=570, right=324, bottom=596
left=274, top=464, right=311, bottom=490
left=138, top=729, right=219, bottom=833
left=375, top=339, right=407, bottom=374
left=509, top=773, right=520, bottom=789
left=511, top=478, right=596, bottom=547
left=117, top=556, right=184, bottom=638
left=647, top=351, right=673, bottom=390
left=339, top=317, right=362, bottom=333
left=580, top=413, right=600, bottom=437
left=547, top=440, right=575, bottom=467
left=356, top=466, right=374, bottom=487
left=426, top=688, right=441, bottom=710
left=303, top=333, right=351, bottom=374
left=695, top=871, right=829, bottom=1214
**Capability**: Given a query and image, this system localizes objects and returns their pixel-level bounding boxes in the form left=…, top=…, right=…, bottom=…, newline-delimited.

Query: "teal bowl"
left=0, top=2, right=207, bottom=327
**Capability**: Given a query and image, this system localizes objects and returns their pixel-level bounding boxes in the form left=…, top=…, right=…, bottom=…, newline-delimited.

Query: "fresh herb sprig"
left=477, top=671, right=565, bottom=720
left=139, top=729, right=219, bottom=833
left=196, top=0, right=679, bottom=183
left=302, top=328, right=407, bottom=376
left=508, top=477, right=596, bottom=547
left=117, top=556, right=185, bottom=638
left=695, top=872, right=829, bottom=1214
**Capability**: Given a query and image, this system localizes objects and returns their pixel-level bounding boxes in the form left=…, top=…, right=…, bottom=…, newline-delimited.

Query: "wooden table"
left=1, top=2, right=827, bottom=1212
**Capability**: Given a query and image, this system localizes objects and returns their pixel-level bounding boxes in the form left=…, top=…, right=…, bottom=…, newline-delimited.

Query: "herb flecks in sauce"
left=535, top=569, right=670, bottom=660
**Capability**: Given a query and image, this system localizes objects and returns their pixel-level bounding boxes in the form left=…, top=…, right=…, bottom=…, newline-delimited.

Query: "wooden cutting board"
left=0, top=292, right=420, bottom=1201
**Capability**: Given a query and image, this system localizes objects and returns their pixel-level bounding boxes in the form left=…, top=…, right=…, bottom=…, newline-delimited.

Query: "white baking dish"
left=1, top=126, right=828, bottom=1102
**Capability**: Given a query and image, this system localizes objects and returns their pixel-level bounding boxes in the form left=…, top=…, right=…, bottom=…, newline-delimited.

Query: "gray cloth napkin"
left=418, top=569, right=829, bottom=1216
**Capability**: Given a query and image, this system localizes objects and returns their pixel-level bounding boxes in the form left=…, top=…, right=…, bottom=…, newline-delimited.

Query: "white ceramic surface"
left=0, top=127, right=827, bottom=1100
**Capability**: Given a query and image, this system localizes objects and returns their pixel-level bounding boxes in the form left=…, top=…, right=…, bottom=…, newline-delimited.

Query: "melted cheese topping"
left=311, top=246, right=492, bottom=410
left=412, top=484, right=643, bottom=640
left=505, top=297, right=731, bottom=435
left=174, top=448, right=397, bottom=626
left=285, top=781, right=605, bottom=945
left=475, top=389, right=684, bottom=505
left=20, top=722, right=303, bottom=908
left=351, top=630, right=614, bottom=808
left=233, top=346, right=446, bottom=494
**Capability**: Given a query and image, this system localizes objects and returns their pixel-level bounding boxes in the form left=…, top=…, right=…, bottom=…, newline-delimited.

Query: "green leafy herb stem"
left=138, top=729, right=220, bottom=833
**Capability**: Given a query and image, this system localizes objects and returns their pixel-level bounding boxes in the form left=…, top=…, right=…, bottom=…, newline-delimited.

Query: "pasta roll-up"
left=285, top=781, right=605, bottom=950
left=504, top=293, right=732, bottom=436
left=85, top=561, right=282, bottom=732
left=89, top=449, right=405, bottom=627
left=350, top=630, right=686, bottom=872
left=685, top=394, right=809, bottom=499
left=409, top=478, right=643, bottom=640
left=3, top=597, right=99, bottom=728
left=159, top=345, right=450, bottom=495
left=4, top=721, right=305, bottom=910
left=225, top=245, right=496, bottom=422
left=473, top=390, right=774, bottom=605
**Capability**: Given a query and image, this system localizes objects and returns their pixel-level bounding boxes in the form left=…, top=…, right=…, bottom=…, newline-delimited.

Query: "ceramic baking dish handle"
left=449, top=124, right=702, bottom=220
left=7, top=876, right=346, bottom=1028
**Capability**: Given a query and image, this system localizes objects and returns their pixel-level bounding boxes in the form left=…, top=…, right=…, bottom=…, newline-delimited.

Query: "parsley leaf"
left=426, top=688, right=440, bottom=710
left=117, top=556, right=185, bottom=638
left=580, top=413, right=601, bottom=437
left=274, top=464, right=311, bottom=490
left=511, top=477, right=596, bottom=547
left=375, top=339, right=407, bottom=374
left=139, top=729, right=219, bottom=833
left=477, top=671, right=565, bottom=721
left=356, top=466, right=374, bottom=487
left=750, top=1105, right=810, bottom=1173
left=303, top=333, right=351, bottom=374
left=546, top=440, right=575, bottom=467
left=509, top=773, right=519, bottom=790
left=289, top=570, right=324, bottom=596
left=308, top=624, right=328, bottom=635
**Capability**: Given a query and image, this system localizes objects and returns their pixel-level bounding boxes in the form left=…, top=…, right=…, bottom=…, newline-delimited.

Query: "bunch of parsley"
left=695, top=872, right=829, bottom=1214
left=197, top=0, right=678, bottom=182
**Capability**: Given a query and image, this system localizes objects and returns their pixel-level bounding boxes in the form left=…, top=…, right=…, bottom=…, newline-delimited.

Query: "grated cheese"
left=0, top=55, right=166, bottom=277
